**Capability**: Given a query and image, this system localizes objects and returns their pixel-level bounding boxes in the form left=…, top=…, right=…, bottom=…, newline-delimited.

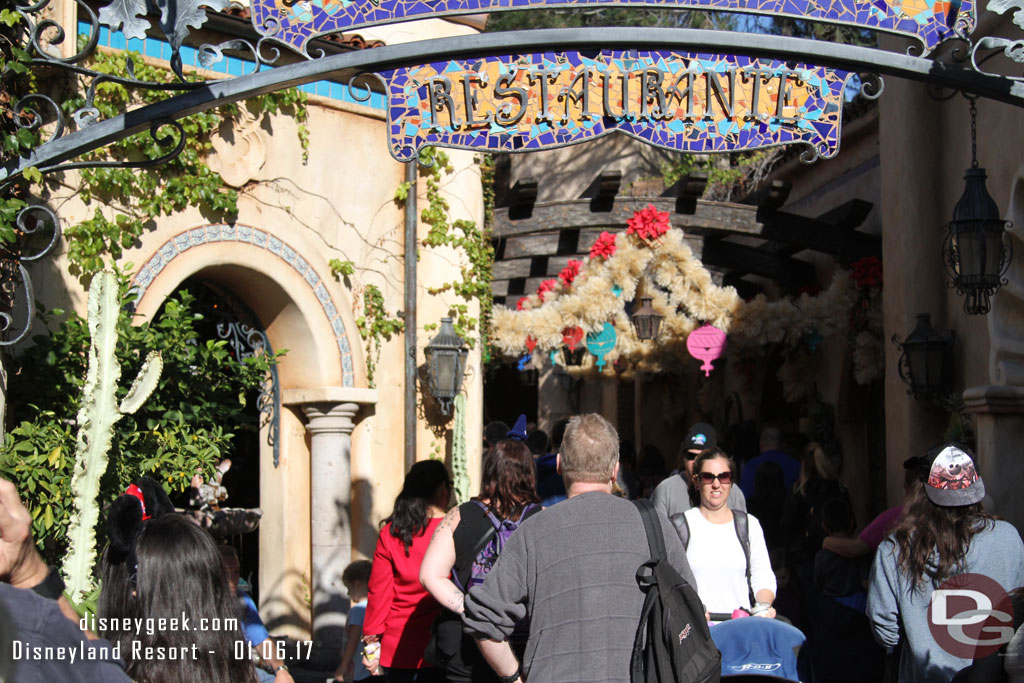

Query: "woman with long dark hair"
left=363, top=459, right=452, bottom=683
left=868, top=443, right=1024, bottom=682
left=100, top=507, right=259, bottom=683
left=419, top=438, right=541, bottom=682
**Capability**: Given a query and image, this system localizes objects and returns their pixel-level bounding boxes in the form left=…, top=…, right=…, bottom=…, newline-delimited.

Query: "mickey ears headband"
left=107, top=476, right=175, bottom=556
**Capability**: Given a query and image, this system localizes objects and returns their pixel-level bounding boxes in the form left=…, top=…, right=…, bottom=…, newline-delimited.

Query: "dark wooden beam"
left=757, top=211, right=880, bottom=260
left=579, top=170, right=622, bottom=212
left=817, top=198, right=873, bottom=230
left=701, top=240, right=816, bottom=284
left=663, top=171, right=709, bottom=214
left=722, top=272, right=765, bottom=300
left=493, top=199, right=762, bottom=238
left=744, top=179, right=793, bottom=211
left=507, top=177, right=539, bottom=220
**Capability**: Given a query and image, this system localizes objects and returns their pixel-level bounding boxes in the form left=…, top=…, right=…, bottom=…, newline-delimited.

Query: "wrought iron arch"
left=3, top=0, right=1024, bottom=344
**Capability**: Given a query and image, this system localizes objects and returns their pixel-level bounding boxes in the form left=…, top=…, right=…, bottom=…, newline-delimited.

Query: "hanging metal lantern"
left=942, top=97, right=1013, bottom=315
left=424, top=317, right=468, bottom=415
left=630, top=296, right=663, bottom=341
left=892, top=313, right=955, bottom=404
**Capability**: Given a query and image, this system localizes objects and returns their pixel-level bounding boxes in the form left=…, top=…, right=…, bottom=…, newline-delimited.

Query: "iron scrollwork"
left=0, top=204, right=62, bottom=347
left=213, top=319, right=282, bottom=468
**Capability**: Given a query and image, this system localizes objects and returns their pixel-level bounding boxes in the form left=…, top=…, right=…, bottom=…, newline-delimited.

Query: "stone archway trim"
left=133, top=222, right=356, bottom=387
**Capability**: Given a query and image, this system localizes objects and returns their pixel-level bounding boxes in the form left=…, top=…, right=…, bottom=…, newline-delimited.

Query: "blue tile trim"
left=81, top=22, right=387, bottom=110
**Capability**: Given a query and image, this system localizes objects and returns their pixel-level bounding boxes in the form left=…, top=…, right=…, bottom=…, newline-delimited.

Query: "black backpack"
left=630, top=499, right=722, bottom=683
left=669, top=510, right=756, bottom=608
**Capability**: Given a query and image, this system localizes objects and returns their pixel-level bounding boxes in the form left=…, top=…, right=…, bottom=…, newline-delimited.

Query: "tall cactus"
left=62, top=271, right=163, bottom=601
left=451, top=393, right=470, bottom=504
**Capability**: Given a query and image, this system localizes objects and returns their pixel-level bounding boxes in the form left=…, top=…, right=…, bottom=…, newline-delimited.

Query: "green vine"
left=0, top=9, right=39, bottom=249
left=356, top=283, right=405, bottom=387
left=329, top=259, right=355, bottom=278
left=57, top=48, right=310, bottom=281
left=397, top=147, right=495, bottom=360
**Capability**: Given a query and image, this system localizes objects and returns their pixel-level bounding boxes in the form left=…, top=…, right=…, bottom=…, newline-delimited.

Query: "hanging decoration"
left=587, top=322, right=618, bottom=370
left=493, top=205, right=885, bottom=383
left=687, top=324, right=728, bottom=376
left=562, top=326, right=584, bottom=349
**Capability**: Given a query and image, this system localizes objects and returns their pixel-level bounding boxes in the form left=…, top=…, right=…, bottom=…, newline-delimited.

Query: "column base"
left=963, top=385, right=1024, bottom=534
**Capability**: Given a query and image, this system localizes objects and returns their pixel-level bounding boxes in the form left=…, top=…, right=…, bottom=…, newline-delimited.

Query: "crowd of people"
left=2, top=413, right=1023, bottom=683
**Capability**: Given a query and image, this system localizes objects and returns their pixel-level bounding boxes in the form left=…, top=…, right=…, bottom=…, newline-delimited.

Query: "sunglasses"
left=697, top=471, right=732, bottom=485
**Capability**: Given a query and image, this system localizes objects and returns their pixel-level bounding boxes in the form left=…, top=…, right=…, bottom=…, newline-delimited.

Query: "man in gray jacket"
left=463, top=413, right=695, bottom=683
left=651, top=422, right=746, bottom=519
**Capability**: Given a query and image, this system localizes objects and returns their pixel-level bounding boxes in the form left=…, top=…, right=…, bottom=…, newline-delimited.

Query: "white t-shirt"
left=682, top=507, right=776, bottom=614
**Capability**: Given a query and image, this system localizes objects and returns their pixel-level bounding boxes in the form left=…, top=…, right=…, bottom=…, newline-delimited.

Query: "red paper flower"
left=559, top=259, right=583, bottom=287
left=590, top=231, right=618, bottom=260
left=626, top=204, right=671, bottom=243
left=516, top=297, right=529, bottom=311
left=536, top=279, right=556, bottom=299
left=851, top=256, right=883, bottom=288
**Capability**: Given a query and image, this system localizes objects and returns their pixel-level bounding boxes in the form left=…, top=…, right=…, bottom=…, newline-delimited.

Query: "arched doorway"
left=133, top=224, right=374, bottom=640
left=154, top=277, right=277, bottom=601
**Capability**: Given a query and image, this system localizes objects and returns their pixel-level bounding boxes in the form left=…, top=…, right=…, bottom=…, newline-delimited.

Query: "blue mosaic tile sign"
left=379, top=51, right=852, bottom=162
left=252, top=0, right=971, bottom=57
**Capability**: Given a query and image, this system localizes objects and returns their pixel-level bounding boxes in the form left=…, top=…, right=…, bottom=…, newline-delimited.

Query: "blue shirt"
left=239, top=592, right=270, bottom=647
left=347, top=599, right=371, bottom=681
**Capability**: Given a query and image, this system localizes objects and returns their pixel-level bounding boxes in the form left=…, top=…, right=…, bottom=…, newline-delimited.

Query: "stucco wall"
left=18, top=11, right=486, bottom=637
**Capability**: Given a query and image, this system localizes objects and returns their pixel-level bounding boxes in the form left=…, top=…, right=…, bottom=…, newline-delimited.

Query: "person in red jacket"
left=363, top=460, right=452, bottom=683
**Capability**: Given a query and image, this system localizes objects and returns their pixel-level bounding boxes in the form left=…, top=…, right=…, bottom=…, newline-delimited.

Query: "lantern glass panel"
left=924, top=344, right=947, bottom=395
left=906, top=344, right=929, bottom=395
left=983, top=222, right=1005, bottom=279
left=433, top=351, right=457, bottom=395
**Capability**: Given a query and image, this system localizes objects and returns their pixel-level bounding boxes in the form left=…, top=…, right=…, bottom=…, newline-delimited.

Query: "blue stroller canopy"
left=710, top=617, right=806, bottom=681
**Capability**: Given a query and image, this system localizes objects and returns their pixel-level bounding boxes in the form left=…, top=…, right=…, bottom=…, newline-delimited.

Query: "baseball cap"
left=684, top=423, right=717, bottom=453
left=924, top=443, right=986, bottom=507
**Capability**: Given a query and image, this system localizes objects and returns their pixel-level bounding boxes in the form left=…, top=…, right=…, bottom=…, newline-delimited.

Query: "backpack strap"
left=631, top=499, right=667, bottom=563
left=732, top=509, right=755, bottom=607
left=450, top=502, right=499, bottom=592
left=669, top=511, right=690, bottom=550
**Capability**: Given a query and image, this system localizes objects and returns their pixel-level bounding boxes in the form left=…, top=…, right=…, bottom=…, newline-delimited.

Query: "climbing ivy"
left=356, top=283, right=405, bottom=387
left=397, top=147, right=495, bottom=359
left=0, top=9, right=39, bottom=247
left=55, top=48, right=309, bottom=281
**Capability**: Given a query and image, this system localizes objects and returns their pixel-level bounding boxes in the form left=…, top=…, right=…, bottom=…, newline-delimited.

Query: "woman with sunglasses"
left=675, top=448, right=777, bottom=619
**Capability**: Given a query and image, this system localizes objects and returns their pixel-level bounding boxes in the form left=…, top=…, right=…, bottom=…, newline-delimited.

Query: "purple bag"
left=453, top=501, right=539, bottom=592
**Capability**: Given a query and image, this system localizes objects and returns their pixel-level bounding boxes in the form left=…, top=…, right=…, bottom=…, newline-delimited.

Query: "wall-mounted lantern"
left=630, top=296, right=663, bottom=341
left=942, top=97, right=1013, bottom=315
left=424, top=317, right=468, bottom=415
left=892, top=313, right=955, bottom=405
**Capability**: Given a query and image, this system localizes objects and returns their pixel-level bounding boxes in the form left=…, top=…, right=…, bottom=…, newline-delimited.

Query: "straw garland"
left=491, top=207, right=883, bottom=383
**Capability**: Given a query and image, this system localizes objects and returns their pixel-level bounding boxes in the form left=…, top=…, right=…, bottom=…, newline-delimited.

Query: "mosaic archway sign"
left=380, top=51, right=850, bottom=162
left=252, top=0, right=971, bottom=162
left=254, top=0, right=971, bottom=57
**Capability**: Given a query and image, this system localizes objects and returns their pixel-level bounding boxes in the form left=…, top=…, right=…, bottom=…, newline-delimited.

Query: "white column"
left=303, top=402, right=359, bottom=647
left=964, top=386, right=1024, bottom=533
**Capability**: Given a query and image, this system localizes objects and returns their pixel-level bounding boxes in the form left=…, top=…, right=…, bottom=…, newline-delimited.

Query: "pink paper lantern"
left=686, top=324, right=727, bottom=376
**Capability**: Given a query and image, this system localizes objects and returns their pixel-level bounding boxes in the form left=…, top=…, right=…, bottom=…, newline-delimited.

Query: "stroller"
left=709, top=617, right=806, bottom=681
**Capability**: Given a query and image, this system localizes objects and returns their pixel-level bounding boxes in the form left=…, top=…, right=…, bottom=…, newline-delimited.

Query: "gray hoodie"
left=868, top=520, right=1024, bottom=683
